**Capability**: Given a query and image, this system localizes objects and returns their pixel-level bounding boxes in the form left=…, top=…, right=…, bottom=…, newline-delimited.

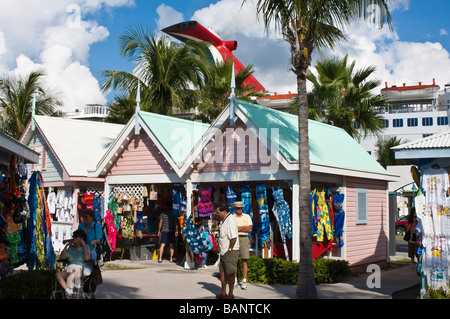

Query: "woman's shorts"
left=408, top=242, right=419, bottom=258
left=67, top=264, right=91, bottom=276
left=160, top=231, right=176, bottom=244
left=238, top=236, right=250, bottom=259
left=219, top=250, right=239, bottom=275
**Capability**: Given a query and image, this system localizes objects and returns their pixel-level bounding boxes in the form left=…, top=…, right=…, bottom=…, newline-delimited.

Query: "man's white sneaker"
left=241, top=281, right=247, bottom=289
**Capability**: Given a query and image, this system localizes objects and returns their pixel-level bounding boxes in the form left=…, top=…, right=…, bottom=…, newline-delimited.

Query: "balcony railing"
left=64, top=104, right=110, bottom=118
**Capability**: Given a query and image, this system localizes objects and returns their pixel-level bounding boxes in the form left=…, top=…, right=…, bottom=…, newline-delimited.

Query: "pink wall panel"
left=108, top=133, right=173, bottom=176
left=194, top=120, right=280, bottom=173
left=345, top=177, right=389, bottom=265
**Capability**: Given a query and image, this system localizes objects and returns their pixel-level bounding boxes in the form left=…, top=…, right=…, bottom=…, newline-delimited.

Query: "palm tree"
left=0, top=70, right=62, bottom=138
left=101, top=24, right=212, bottom=115
left=104, top=94, right=139, bottom=124
left=375, top=136, right=408, bottom=168
left=194, top=60, right=260, bottom=122
left=248, top=0, right=392, bottom=298
left=306, top=55, right=386, bottom=139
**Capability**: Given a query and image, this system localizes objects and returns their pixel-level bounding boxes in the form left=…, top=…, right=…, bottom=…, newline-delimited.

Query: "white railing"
left=65, top=104, right=110, bottom=118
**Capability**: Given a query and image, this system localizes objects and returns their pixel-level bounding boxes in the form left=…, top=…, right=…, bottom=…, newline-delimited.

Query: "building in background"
left=360, top=79, right=449, bottom=158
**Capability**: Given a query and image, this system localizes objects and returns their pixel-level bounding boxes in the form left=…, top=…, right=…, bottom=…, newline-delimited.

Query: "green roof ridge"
left=138, top=111, right=210, bottom=165
left=235, top=99, right=387, bottom=175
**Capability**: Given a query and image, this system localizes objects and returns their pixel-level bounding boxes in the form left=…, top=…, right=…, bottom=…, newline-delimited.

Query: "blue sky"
left=0, top=0, right=449, bottom=112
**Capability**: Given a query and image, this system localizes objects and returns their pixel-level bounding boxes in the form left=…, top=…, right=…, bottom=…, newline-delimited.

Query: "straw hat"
left=231, top=201, right=245, bottom=208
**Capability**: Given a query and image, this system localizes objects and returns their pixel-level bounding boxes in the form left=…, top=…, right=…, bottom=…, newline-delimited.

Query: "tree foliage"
left=0, top=70, right=62, bottom=138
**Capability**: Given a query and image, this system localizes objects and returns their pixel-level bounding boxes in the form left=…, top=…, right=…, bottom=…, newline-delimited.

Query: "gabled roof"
left=0, top=131, right=39, bottom=165
left=138, top=111, right=210, bottom=165
left=89, top=111, right=210, bottom=177
left=392, top=130, right=450, bottom=160
left=393, top=130, right=450, bottom=150
left=21, top=116, right=124, bottom=176
left=180, top=99, right=396, bottom=181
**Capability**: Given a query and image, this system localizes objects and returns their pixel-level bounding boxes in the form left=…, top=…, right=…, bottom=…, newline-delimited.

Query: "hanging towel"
left=310, top=189, right=319, bottom=237
left=256, top=183, right=271, bottom=248
left=182, top=213, right=211, bottom=254
left=172, top=185, right=182, bottom=217
left=272, top=187, right=292, bottom=241
left=333, top=193, right=345, bottom=248
left=315, top=190, right=334, bottom=242
left=104, top=210, right=117, bottom=253
left=226, top=186, right=237, bottom=214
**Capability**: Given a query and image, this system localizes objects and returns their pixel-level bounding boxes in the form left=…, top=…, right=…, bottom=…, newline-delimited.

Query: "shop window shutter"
left=41, top=147, right=47, bottom=171
left=356, top=189, right=368, bottom=224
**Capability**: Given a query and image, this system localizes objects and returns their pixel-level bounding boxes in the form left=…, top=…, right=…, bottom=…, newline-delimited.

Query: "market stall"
left=89, top=99, right=397, bottom=267
left=19, top=115, right=123, bottom=252
left=0, top=131, right=45, bottom=277
left=393, top=132, right=450, bottom=297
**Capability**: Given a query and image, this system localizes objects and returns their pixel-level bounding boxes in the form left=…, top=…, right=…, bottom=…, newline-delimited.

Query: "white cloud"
left=441, top=29, right=448, bottom=36
left=191, top=0, right=267, bottom=39
left=43, top=21, right=110, bottom=65
left=156, top=4, right=184, bottom=32
left=330, top=19, right=450, bottom=90
left=390, top=0, right=410, bottom=11
left=188, top=0, right=294, bottom=93
left=0, top=0, right=132, bottom=113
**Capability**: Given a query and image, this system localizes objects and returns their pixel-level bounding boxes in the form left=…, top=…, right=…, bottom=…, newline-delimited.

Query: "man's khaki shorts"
left=219, top=250, right=239, bottom=275
left=238, top=236, right=250, bottom=259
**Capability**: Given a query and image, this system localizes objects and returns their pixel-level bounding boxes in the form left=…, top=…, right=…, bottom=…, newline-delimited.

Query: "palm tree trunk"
left=295, top=72, right=318, bottom=299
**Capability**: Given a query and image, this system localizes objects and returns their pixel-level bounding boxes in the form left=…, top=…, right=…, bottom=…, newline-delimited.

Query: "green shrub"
left=265, top=258, right=299, bottom=285
left=423, top=287, right=450, bottom=299
left=0, top=269, right=57, bottom=299
left=239, top=256, right=269, bottom=284
left=237, top=256, right=350, bottom=285
left=312, top=258, right=350, bottom=284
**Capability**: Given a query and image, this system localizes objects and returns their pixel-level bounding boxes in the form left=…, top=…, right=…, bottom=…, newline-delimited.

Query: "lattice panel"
left=110, top=184, right=144, bottom=198
left=56, top=186, right=73, bottom=193
left=86, top=186, right=104, bottom=194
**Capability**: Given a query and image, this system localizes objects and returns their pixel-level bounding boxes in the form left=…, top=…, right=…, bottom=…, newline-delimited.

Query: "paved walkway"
left=95, top=255, right=420, bottom=300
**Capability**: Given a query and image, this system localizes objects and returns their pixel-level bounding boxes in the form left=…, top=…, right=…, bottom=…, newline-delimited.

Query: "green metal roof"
left=138, top=111, right=210, bottom=165
left=235, top=99, right=388, bottom=175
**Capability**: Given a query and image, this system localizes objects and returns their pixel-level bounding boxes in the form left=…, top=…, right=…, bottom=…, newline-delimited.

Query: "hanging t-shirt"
left=47, top=192, right=56, bottom=215
left=422, top=167, right=449, bottom=206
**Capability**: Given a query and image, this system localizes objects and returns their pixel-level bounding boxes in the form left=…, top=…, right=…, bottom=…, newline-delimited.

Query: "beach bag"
left=92, top=263, right=103, bottom=285
left=142, top=186, right=148, bottom=198
left=149, top=185, right=157, bottom=200
left=201, top=228, right=213, bottom=251
left=209, top=234, right=219, bottom=252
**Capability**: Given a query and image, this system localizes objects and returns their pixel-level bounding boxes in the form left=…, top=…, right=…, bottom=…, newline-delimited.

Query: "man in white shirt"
left=216, top=203, right=240, bottom=299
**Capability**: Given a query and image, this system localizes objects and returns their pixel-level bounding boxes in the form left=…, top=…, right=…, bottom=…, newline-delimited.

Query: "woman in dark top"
left=407, top=208, right=419, bottom=265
